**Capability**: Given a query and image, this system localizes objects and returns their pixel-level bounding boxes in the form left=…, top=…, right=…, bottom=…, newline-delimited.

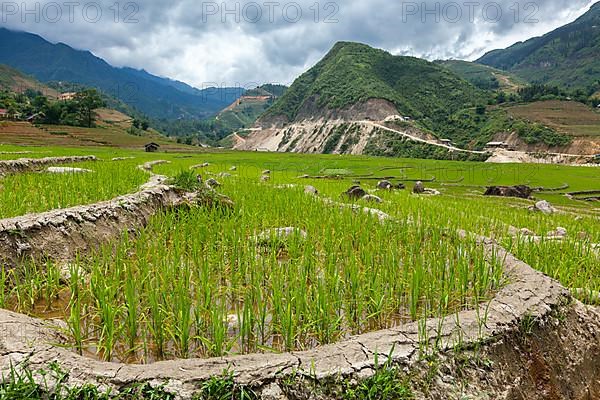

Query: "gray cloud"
left=0, top=0, right=596, bottom=88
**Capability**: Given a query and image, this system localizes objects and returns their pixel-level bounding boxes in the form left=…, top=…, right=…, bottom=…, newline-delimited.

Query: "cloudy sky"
left=1, top=0, right=596, bottom=88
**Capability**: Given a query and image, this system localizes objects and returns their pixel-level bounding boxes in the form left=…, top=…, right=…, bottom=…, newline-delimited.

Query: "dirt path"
left=359, top=121, right=489, bottom=155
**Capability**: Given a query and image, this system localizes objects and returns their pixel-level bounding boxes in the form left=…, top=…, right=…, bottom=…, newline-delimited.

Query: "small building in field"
left=0, top=109, right=8, bottom=119
left=145, top=142, right=160, bottom=153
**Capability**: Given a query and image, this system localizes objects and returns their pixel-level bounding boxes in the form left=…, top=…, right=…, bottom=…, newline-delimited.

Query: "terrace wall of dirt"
left=0, top=156, right=97, bottom=175
left=0, top=160, right=183, bottom=268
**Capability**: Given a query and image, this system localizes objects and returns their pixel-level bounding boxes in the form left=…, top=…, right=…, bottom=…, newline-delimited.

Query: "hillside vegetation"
left=437, top=60, right=525, bottom=92
left=263, top=42, right=488, bottom=133
left=477, top=2, right=600, bottom=90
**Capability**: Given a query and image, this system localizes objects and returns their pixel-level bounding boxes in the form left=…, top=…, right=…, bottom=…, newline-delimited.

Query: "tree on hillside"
left=74, top=89, right=105, bottom=128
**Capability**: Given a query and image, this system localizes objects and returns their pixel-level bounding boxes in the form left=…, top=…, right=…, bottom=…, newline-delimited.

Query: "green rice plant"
left=342, top=346, right=414, bottom=400
left=90, top=262, right=121, bottom=361
left=123, top=263, right=139, bottom=352
left=169, top=262, right=193, bottom=358
left=147, top=276, right=167, bottom=359
left=42, top=261, right=62, bottom=311
left=67, top=263, right=85, bottom=355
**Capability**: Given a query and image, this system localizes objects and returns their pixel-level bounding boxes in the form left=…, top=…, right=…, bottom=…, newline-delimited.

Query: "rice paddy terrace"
left=0, top=144, right=599, bottom=399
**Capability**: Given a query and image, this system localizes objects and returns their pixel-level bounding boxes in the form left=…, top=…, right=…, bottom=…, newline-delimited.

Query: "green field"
left=1, top=146, right=598, bottom=364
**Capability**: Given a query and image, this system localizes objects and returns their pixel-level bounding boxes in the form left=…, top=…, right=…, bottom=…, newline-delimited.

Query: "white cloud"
left=0, top=0, right=596, bottom=87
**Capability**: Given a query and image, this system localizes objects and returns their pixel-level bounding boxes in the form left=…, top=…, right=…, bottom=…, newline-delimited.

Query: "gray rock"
left=261, top=175, right=271, bottom=182
left=229, top=166, right=237, bottom=171
left=377, top=180, right=393, bottom=190
left=218, top=173, right=232, bottom=178
left=520, top=228, right=536, bottom=237
left=547, top=227, right=567, bottom=238
left=362, top=194, right=383, bottom=203
left=190, top=163, right=210, bottom=169
left=47, top=167, right=93, bottom=174
left=254, top=227, right=307, bottom=247
left=304, top=185, right=319, bottom=196
left=413, top=181, right=425, bottom=194
left=261, top=383, right=287, bottom=400
left=530, top=200, right=556, bottom=215
left=206, top=178, right=221, bottom=188
left=345, top=185, right=366, bottom=200
left=262, top=170, right=271, bottom=175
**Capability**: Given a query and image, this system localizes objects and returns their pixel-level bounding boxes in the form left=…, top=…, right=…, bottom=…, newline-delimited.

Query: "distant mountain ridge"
left=0, top=28, right=243, bottom=120
left=477, top=2, right=600, bottom=89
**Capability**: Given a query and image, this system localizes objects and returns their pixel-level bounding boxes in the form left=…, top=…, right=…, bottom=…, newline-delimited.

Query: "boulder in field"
left=362, top=194, right=383, bottom=203
left=413, top=181, right=425, bottom=194
left=547, top=227, right=567, bottom=238
left=261, top=175, right=270, bottom=182
left=377, top=180, right=393, bottom=190
left=530, top=200, right=556, bottom=214
left=484, top=185, right=532, bottom=199
left=305, top=185, right=319, bottom=196
left=344, top=185, right=367, bottom=200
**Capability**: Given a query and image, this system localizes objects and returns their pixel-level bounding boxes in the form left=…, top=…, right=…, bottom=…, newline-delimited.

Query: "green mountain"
left=0, top=28, right=243, bottom=120
left=436, top=60, right=525, bottom=92
left=477, top=2, right=600, bottom=89
left=262, top=42, right=488, bottom=134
